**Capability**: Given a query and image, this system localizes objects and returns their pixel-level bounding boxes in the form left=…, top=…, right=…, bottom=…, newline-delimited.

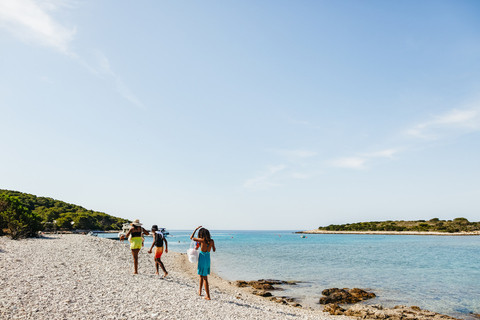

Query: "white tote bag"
left=187, top=241, right=199, bottom=263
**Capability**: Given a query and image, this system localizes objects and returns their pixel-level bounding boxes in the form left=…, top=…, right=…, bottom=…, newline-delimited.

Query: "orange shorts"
left=154, top=247, right=164, bottom=259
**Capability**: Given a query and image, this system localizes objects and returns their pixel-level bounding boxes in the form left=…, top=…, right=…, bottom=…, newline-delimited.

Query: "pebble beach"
left=0, top=234, right=347, bottom=320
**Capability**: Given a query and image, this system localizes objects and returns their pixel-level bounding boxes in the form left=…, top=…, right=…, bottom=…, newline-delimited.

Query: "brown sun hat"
left=131, top=219, right=142, bottom=226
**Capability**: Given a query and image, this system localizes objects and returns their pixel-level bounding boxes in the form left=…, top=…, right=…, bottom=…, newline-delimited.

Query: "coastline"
left=296, top=230, right=480, bottom=236
left=0, top=234, right=346, bottom=320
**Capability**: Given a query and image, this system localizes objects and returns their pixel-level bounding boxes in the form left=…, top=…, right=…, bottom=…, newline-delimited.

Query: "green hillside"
left=0, top=189, right=129, bottom=231
left=319, top=218, right=480, bottom=233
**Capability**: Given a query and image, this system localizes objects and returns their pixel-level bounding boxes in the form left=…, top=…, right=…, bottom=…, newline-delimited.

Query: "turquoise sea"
left=133, top=230, right=480, bottom=319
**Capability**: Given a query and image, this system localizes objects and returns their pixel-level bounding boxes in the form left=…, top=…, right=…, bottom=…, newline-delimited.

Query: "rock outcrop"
left=323, top=303, right=346, bottom=315
left=319, top=288, right=376, bottom=304
left=252, top=290, right=272, bottom=297
left=234, top=279, right=296, bottom=291
left=234, top=279, right=300, bottom=308
left=323, top=304, right=460, bottom=320
left=268, top=296, right=301, bottom=307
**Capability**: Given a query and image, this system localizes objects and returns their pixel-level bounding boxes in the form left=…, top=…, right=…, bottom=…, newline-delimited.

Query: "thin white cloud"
left=244, top=165, right=287, bottom=190
left=96, top=51, right=114, bottom=76
left=115, top=77, right=144, bottom=109
left=407, top=106, right=480, bottom=139
left=0, top=0, right=76, bottom=54
left=330, top=105, right=480, bottom=171
left=94, top=51, right=145, bottom=109
left=0, top=0, right=144, bottom=109
left=330, top=148, right=400, bottom=170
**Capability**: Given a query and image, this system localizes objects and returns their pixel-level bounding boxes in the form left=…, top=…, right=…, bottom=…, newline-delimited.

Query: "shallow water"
left=117, top=230, right=480, bottom=319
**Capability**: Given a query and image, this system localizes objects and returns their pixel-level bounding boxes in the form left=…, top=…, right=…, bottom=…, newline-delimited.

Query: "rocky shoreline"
left=231, top=281, right=467, bottom=320
left=324, top=304, right=461, bottom=320
left=297, top=230, right=480, bottom=236
left=0, top=234, right=347, bottom=320
left=0, top=234, right=471, bottom=320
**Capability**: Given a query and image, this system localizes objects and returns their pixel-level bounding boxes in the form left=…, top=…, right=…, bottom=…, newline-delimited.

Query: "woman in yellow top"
left=125, top=219, right=149, bottom=274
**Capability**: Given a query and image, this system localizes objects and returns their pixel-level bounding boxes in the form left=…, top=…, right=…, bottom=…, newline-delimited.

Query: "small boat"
left=159, top=228, right=170, bottom=236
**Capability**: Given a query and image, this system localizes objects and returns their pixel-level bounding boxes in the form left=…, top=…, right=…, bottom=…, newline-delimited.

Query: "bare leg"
left=198, top=276, right=204, bottom=296
left=131, top=249, right=140, bottom=274
left=154, top=258, right=159, bottom=275
left=157, top=259, right=168, bottom=277
left=204, top=276, right=211, bottom=300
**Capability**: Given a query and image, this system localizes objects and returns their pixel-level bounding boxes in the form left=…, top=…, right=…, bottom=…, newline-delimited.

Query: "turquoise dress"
left=197, top=251, right=210, bottom=276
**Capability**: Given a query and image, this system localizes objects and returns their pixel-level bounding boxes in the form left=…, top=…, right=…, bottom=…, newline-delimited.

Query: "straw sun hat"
left=131, top=219, right=142, bottom=226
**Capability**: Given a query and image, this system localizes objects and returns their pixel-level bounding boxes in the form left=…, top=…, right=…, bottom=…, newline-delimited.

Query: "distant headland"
left=298, top=218, right=480, bottom=236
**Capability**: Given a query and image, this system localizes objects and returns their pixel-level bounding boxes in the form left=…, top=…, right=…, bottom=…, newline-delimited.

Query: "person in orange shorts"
left=148, top=225, right=168, bottom=277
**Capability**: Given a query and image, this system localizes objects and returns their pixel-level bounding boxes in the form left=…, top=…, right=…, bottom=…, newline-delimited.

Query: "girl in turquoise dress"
left=190, top=226, right=216, bottom=300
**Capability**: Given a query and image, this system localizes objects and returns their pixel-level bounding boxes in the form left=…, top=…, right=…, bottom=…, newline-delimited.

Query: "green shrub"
left=453, top=217, right=469, bottom=224
left=0, top=189, right=129, bottom=231
left=0, top=194, right=43, bottom=239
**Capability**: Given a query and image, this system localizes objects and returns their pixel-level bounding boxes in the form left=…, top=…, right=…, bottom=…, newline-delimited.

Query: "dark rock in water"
left=252, top=290, right=272, bottom=297
left=258, top=279, right=284, bottom=285
left=319, top=288, right=350, bottom=304
left=319, top=288, right=376, bottom=304
left=260, top=279, right=298, bottom=285
left=236, top=279, right=299, bottom=307
left=235, top=279, right=297, bottom=290
left=349, top=288, right=377, bottom=300
left=235, top=279, right=296, bottom=290
left=268, top=296, right=296, bottom=305
left=248, top=281, right=275, bottom=290
left=471, top=314, right=480, bottom=319
left=234, top=280, right=249, bottom=287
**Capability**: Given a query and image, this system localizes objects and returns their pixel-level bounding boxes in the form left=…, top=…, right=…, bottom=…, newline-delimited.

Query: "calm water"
left=115, top=230, right=480, bottom=319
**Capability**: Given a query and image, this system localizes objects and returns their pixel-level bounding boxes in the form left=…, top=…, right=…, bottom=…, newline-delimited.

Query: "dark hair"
left=198, top=228, right=211, bottom=245
left=151, top=225, right=158, bottom=231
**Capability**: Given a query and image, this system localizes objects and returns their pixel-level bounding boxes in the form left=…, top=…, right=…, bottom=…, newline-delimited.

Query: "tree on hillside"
left=0, top=189, right=130, bottom=231
left=0, top=194, right=43, bottom=239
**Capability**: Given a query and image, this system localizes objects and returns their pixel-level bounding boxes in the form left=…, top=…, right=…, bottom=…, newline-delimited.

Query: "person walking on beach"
left=190, top=226, right=216, bottom=300
left=125, top=219, right=149, bottom=274
left=148, top=225, right=168, bottom=278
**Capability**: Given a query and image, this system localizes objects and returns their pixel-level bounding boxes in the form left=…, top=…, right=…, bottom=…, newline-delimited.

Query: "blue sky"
left=1, top=0, right=479, bottom=230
